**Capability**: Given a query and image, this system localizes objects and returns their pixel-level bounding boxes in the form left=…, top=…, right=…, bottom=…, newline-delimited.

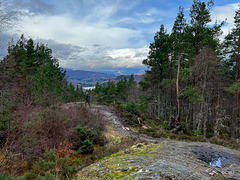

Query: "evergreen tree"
left=224, top=5, right=240, bottom=124
left=116, top=76, right=128, bottom=101
left=143, top=24, right=172, bottom=87
left=224, top=5, right=240, bottom=82
left=171, top=6, right=187, bottom=124
left=128, top=74, right=136, bottom=87
left=1, top=35, right=66, bottom=106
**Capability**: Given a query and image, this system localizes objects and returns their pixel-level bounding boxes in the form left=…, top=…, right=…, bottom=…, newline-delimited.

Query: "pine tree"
left=170, top=6, right=187, bottom=127
left=143, top=24, right=172, bottom=86
left=224, top=5, right=240, bottom=121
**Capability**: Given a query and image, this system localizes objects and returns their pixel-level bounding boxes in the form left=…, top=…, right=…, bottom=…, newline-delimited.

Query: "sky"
left=4, top=0, right=240, bottom=74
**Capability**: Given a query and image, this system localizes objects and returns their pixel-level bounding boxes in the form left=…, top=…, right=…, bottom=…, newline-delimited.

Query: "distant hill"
left=64, top=69, right=145, bottom=87
left=65, top=69, right=115, bottom=87
left=102, top=74, right=144, bottom=84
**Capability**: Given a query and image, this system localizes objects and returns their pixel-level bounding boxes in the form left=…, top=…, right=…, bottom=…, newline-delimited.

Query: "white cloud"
left=15, top=14, right=142, bottom=49
left=211, top=3, right=240, bottom=38
left=10, top=0, right=238, bottom=72
left=39, top=39, right=148, bottom=70
left=106, top=47, right=149, bottom=68
left=211, top=3, right=239, bottom=24
left=59, top=47, right=149, bottom=70
left=9, top=0, right=151, bottom=71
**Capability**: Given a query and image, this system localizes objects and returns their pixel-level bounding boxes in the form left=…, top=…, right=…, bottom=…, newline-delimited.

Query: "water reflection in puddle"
left=209, top=157, right=222, bottom=168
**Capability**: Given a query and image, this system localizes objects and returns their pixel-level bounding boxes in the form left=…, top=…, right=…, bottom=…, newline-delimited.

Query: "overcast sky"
left=5, top=0, right=240, bottom=73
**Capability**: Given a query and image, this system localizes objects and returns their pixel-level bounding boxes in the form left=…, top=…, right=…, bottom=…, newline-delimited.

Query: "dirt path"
left=67, top=103, right=240, bottom=179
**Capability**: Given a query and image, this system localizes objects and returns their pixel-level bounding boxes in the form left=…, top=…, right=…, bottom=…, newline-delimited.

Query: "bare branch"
left=0, top=0, right=18, bottom=56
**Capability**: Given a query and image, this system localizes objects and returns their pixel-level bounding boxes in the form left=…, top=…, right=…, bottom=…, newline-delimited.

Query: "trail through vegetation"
left=72, top=102, right=240, bottom=180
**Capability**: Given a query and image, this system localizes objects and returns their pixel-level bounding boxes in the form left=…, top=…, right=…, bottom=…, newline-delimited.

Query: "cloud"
left=13, top=13, right=143, bottom=49
left=134, top=8, right=165, bottom=24
left=16, top=0, right=54, bottom=15
left=9, top=0, right=238, bottom=72
left=61, top=45, right=148, bottom=70
left=106, top=47, right=149, bottom=68
left=211, top=3, right=239, bottom=24
left=36, top=38, right=148, bottom=70
left=211, top=3, right=240, bottom=38
left=8, top=0, right=151, bottom=70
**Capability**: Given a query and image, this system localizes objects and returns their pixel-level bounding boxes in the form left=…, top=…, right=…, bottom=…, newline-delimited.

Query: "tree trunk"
left=171, top=52, right=181, bottom=134
left=176, top=52, right=181, bottom=122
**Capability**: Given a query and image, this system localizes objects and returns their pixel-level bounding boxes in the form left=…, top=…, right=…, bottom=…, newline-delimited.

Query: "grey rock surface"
left=66, top=103, right=240, bottom=180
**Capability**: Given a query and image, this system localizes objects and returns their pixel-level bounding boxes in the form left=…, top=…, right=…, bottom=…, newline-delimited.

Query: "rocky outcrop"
left=76, top=141, right=240, bottom=179
left=67, top=103, right=240, bottom=179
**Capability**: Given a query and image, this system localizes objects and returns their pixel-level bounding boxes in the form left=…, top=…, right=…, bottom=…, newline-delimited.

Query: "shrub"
left=193, top=129, right=202, bottom=136
left=26, top=149, right=81, bottom=180
left=2, top=103, right=106, bottom=176
left=0, top=173, right=15, bottom=180
left=75, top=125, right=97, bottom=153
left=0, top=173, right=26, bottom=180
left=77, top=125, right=97, bottom=140
left=122, top=101, right=139, bottom=115
left=80, top=139, right=94, bottom=153
left=163, top=120, right=169, bottom=130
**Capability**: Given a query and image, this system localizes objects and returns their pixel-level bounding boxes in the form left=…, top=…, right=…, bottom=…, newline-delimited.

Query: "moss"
left=104, top=125, right=124, bottom=144
left=127, top=143, right=164, bottom=157
left=105, top=170, right=125, bottom=178
left=109, top=150, right=125, bottom=157
left=107, top=163, right=120, bottom=169
left=212, top=173, right=225, bottom=180
left=104, top=166, right=138, bottom=179
left=78, top=143, right=165, bottom=179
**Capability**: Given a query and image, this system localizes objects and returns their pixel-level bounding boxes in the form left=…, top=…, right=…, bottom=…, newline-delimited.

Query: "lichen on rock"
left=76, top=141, right=240, bottom=179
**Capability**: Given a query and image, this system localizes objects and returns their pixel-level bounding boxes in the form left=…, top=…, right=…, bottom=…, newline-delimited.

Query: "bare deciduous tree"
left=0, top=0, right=18, bottom=55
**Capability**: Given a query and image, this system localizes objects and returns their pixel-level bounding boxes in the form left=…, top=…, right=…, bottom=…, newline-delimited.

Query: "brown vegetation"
left=0, top=103, right=105, bottom=176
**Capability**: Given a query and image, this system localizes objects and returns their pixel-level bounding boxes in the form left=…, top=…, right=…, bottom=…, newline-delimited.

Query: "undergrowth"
left=112, top=104, right=240, bottom=151
left=0, top=103, right=106, bottom=178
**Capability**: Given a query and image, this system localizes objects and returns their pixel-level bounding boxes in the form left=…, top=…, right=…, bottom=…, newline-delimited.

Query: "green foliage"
left=1, top=35, right=67, bottom=106
left=0, top=108, right=12, bottom=131
left=180, top=68, right=192, bottom=82
left=160, top=79, right=175, bottom=87
left=0, top=103, right=14, bottom=144
left=77, top=125, right=97, bottom=140
left=182, top=86, right=204, bottom=103
left=142, top=24, right=172, bottom=86
left=36, top=173, right=55, bottom=180
left=139, top=0, right=227, bottom=135
left=223, top=5, right=240, bottom=81
left=93, top=75, right=136, bottom=104
left=80, top=139, right=94, bottom=153
left=0, top=173, right=16, bottom=180
left=226, top=80, right=240, bottom=94
left=26, top=149, right=81, bottom=180
left=76, top=125, right=97, bottom=153
left=63, top=83, right=84, bottom=103
left=193, top=129, right=202, bottom=136
left=163, top=120, right=169, bottom=130
left=139, top=76, right=151, bottom=90
left=122, top=101, right=139, bottom=115
left=32, top=63, right=65, bottom=105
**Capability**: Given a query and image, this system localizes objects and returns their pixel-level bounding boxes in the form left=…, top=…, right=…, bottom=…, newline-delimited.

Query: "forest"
left=93, top=1, right=240, bottom=139
left=0, top=0, right=240, bottom=179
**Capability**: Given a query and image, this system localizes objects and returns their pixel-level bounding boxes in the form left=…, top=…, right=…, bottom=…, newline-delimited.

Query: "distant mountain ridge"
left=64, top=69, right=144, bottom=87
left=64, top=69, right=115, bottom=87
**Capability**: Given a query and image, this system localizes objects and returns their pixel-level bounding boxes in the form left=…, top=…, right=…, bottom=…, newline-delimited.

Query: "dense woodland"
left=93, top=1, right=240, bottom=139
left=0, top=0, right=240, bottom=179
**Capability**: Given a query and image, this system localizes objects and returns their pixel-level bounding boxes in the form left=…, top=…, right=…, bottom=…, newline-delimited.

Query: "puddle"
left=209, top=156, right=223, bottom=168
left=192, top=147, right=232, bottom=168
